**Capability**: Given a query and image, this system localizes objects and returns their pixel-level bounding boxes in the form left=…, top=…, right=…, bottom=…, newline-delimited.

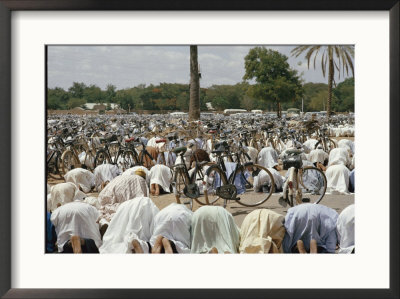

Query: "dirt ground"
left=47, top=180, right=354, bottom=228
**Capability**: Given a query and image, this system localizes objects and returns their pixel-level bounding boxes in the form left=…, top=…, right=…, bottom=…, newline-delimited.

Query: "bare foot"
left=310, top=239, right=318, bottom=254
left=154, top=184, right=160, bottom=196
left=162, top=238, right=174, bottom=254
left=152, top=235, right=163, bottom=254
left=70, top=235, right=82, bottom=254
left=209, top=247, right=218, bottom=254
left=297, top=240, right=307, bottom=254
left=131, top=239, right=144, bottom=254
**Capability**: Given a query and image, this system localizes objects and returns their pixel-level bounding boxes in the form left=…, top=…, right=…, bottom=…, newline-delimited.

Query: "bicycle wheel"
left=108, top=143, right=120, bottom=164
left=298, top=166, right=327, bottom=204
left=327, top=139, right=337, bottom=152
left=200, top=164, right=228, bottom=206
left=232, top=164, right=275, bottom=207
left=60, top=150, right=80, bottom=175
left=94, top=149, right=111, bottom=167
left=121, top=150, right=138, bottom=171
left=192, top=163, right=215, bottom=206
left=172, top=166, right=193, bottom=210
left=47, top=151, right=63, bottom=180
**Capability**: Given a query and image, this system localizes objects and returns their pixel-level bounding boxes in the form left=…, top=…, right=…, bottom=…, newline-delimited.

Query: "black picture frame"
left=0, top=1, right=398, bottom=298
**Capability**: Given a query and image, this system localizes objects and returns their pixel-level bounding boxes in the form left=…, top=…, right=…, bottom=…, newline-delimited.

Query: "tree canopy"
left=243, top=47, right=303, bottom=116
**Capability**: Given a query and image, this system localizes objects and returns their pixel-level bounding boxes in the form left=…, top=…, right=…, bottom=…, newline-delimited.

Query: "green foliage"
left=332, top=78, right=354, bottom=112
left=243, top=47, right=303, bottom=115
left=67, top=97, right=86, bottom=109
left=68, top=82, right=87, bottom=99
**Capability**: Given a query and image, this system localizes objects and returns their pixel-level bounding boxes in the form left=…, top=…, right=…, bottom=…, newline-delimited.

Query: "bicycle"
left=171, top=146, right=213, bottom=210
left=203, top=142, right=275, bottom=208
left=278, top=149, right=327, bottom=207
left=60, top=135, right=96, bottom=175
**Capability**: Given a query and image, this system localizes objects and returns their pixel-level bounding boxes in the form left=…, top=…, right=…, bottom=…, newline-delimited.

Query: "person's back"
left=282, top=203, right=338, bottom=253
left=337, top=204, right=355, bottom=253
left=239, top=209, right=285, bottom=253
left=191, top=206, right=240, bottom=254
left=51, top=201, right=102, bottom=253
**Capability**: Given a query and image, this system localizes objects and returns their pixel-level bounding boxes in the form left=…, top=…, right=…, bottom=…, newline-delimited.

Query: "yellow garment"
left=239, top=209, right=285, bottom=253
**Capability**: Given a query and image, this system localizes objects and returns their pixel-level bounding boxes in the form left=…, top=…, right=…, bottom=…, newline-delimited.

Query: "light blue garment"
left=283, top=204, right=338, bottom=253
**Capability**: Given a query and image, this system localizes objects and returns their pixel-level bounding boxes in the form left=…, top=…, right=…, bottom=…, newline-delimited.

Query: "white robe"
left=336, top=204, right=355, bottom=253
left=338, top=139, right=355, bottom=156
left=98, top=175, right=148, bottom=223
left=99, top=197, right=160, bottom=254
left=122, top=165, right=150, bottom=185
left=48, top=182, right=86, bottom=212
left=93, top=164, right=121, bottom=191
left=51, top=201, right=102, bottom=252
left=150, top=203, right=193, bottom=253
left=148, top=164, right=173, bottom=193
left=191, top=206, right=240, bottom=254
left=308, top=148, right=329, bottom=164
left=328, top=148, right=351, bottom=167
left=257, top=147, right=279, bottom=169
left=64, top=168, right=95, bottom=193
left=303, top=139, right=318, bottom=153
left=253, top=167, right=284, bottom=191
left=326, top=164, right=350, bottom=194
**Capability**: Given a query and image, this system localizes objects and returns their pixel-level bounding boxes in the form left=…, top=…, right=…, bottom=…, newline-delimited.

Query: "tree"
left=105, top=84, right=117, bottom=103
left=83, top=84, right=103, bottom=103
left=189, top=45, right=200, bottom=121
left=291, top=45, right=354, bottom=117
left=332, top=78, right=354, bottom=112
left=67, top=97, right=86, bottom=109
left=68, top=82, right=87, bottom=99
left=243, top=47, right=303, bottom=117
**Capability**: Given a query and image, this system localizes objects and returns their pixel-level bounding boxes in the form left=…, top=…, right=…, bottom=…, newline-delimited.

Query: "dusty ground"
left=47, top=179, right=354, bottom=228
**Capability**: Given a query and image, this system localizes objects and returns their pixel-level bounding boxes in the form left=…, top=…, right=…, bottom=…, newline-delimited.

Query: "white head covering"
left=257, top=147, right=279, bottom=169
left=99, top=197, right=159, bottom=254
left=191, top=206, right=240, bottom=254
left=48, top=182, right=86, bottom=212
left=64, top=168, right=95, bottom=193
left=150, top=203, right=193, bottom=253
left=337, top=204, right=355, bottom=253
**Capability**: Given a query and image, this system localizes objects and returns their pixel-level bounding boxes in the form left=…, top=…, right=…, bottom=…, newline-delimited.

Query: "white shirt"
left=51, top=201, right=101, bottom=252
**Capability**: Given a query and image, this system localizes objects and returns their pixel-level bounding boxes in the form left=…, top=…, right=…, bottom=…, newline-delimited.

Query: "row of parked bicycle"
left=47, top=112, right=354, bottom=209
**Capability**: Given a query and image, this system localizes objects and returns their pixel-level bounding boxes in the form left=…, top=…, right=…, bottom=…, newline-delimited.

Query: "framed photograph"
left=1, top=1, right=398, bottom=298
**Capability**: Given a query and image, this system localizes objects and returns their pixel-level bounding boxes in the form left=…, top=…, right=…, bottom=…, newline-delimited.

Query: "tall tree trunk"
left=327, top=56, right=334, bottom=118
left=189, top=45, right=200, bottom=121
left=277, top=101, right=281, bottom=118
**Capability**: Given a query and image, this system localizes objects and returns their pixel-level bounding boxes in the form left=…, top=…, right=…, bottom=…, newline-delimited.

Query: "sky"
left=47, top=45, right=353, bottom=90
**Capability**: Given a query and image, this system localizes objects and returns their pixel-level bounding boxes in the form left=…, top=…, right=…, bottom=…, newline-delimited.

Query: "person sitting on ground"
left=64, top=167, right=95, bottom=193
left=48, top=182, right=86, bottom=212
left=99, top=197, right=159, bottom=254
left=257, top=147, right=281, bottom=171
left=97, top=169, right=148, bottom=231
left=150, top=203, right=193, bottom=253
left=51, top=201, right=102, bottom=253
left=93, top=164, right=121, bottom=192
left=239, top=209, right=285, bottom=253
left=191, top=206, right=240, bottom=254
left=253, top=167, right=285, bottom=193
left=336, top=204, right=355, bottom=254
left=148, top=164, right=173, bottom=196
left=282, top=203, right=338, bottom=253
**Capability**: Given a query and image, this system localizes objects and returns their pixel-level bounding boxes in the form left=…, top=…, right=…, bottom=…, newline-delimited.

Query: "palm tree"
left=189, top=45, right=200, bottom=121
left=291, top=45, right=354, bottom=117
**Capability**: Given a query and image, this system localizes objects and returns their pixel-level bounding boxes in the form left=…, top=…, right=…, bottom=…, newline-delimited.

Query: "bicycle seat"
left=214, top=141, right=228, bottom=149
left=64, top=139, right=75, bottom=145
left=173, top=147, right=187, bottom=155
left=156, top=138, right=166, bottom=143
left=125, top=137, right=135, bottom=143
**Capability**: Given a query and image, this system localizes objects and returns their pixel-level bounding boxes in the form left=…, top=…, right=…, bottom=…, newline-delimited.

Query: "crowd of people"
left=46, top=114, right=355, bottom=254
left=47, top=165, right=354, bottom=254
